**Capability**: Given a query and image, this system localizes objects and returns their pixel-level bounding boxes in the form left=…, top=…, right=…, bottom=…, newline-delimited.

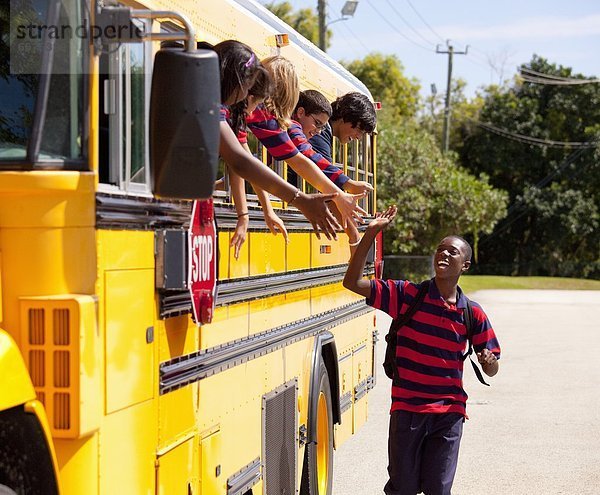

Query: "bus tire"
left=300, top=362, right=333, bottom=495
left=0, top=407, right=58, bottom=495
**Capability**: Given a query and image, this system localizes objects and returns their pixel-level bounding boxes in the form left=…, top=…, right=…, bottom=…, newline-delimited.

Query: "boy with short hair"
left=343, top=205, right=501, bottom=495
left=309, top=91, right=377, bottom=186
left=288, top=90, right=373, bottom=248
left=296, top=89, right=376, bottom=194
left=287, top=90, right=359, bottom=192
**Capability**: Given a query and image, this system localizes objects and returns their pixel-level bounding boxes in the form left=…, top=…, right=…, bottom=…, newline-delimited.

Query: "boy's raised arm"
left=343, top=205, right=398, bottom=298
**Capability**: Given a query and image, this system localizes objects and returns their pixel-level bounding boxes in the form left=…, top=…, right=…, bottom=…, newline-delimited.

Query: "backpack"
left=382, top=280, right=490, bottom=386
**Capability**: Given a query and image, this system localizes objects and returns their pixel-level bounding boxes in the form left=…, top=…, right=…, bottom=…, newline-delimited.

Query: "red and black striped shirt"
left=368, top=278, right=501, bottom=416
left=246, top=105, right=298, bottom=160
left=287, top=120, right=349, bottom=189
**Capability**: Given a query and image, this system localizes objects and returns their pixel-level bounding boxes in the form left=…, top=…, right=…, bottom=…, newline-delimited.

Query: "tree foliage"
left=458, top=55, right=600, bottom=278
left=342, top=53, right=420, bottom=124
left=264, top=1, right=331, bottom=49
left=343, top=54, right=508, bottom=260
left=377, top=123, right=507, bottom=258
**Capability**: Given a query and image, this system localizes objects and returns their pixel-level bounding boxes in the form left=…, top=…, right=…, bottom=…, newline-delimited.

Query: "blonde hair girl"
left=262, top=56, right=299, bottom=130
left=247, top=55, right=366, bottom=231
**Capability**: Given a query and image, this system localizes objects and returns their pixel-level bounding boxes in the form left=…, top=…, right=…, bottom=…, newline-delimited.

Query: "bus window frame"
left=0, top=0, right=88, bottom=172
left=102, top=18, right=152, bottom=194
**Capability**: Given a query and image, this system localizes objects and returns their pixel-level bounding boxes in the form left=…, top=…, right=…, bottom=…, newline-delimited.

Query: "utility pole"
left=317, top=1, right=359, bottom=52
left=436, top=41, right=468, bottom=153
left=318, top=0, right=326, bottom=51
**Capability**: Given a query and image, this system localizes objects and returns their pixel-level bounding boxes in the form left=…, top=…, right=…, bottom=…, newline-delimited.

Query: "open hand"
left=366, top=205, right=397, bottom=234
left=293, top=192, right=341, bottom=240
left=332, top=192, right=368, bottom=229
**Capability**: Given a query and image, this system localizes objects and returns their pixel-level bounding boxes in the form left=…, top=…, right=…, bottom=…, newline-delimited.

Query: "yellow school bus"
left=0, top=0, right=380, bottom=494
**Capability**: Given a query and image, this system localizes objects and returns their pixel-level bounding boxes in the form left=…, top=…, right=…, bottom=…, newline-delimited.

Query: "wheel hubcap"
left=316, top=391, right=330, bottom=494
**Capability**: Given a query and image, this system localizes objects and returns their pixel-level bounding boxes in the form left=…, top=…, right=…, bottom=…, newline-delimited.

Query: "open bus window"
left=1, top=0, right=84, bottom=166
left=99, top=18, right=151, bottom=193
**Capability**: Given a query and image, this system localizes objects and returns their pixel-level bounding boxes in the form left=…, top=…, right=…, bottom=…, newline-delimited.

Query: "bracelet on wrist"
left=237, top=212, right=249, bottom=218
left=348, top=238, right=362, bottom=247
left=287, top=188, right=301, bottom=206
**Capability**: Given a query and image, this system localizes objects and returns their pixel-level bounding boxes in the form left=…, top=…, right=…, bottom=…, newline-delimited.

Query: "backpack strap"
left=461, top=297, right=490, bottom=386
left=384, top=280, right=430, bottom=384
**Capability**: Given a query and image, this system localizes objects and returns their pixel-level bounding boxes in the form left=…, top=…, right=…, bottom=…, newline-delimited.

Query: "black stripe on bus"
left=159, top=300, right=373, bottom=394
left=96, top=192, right=314, bottom=230
left=160, top=264, right=374, bottom=318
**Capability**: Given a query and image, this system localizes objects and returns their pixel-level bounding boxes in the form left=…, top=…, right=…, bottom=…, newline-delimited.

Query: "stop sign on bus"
left=188, top=199, right=217, bottom=324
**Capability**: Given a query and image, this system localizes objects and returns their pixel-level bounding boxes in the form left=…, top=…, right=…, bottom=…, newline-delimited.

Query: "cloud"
left=439, top=14, right=600, bottom=41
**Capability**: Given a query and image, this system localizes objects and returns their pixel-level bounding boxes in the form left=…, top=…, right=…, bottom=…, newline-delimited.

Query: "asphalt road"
left=332, top=290, right=600, bottom=495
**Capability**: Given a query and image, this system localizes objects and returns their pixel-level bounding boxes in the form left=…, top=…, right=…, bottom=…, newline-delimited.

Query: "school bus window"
left=364, top=135, right=375, bottom=213
left=245, top=132, right=263, bottom=197
left=346, top=140, right=358, bottom=180
left=356, top=139, right=367, bottom=212
left=0, top=0, right=85, bottom=166
left=362, top=135, right=375, bottom=213
left=333, top=138, right=343, bottom=167
left=100, top=20, right=151, bottom=192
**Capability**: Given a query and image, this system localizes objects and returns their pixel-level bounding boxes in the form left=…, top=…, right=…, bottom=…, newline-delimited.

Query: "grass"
left=459, top=275, right=600, bottom=294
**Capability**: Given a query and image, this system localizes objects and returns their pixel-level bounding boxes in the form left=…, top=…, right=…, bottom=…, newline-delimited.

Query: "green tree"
left=377, top=123, right=508, bottom=259
left=342, top=53, right=420, bottom=125
left=459, top=55, right=600, bottom=278
left=340, top=53, right=507, bottom=266
left=264, top=1, right=332, bottom=49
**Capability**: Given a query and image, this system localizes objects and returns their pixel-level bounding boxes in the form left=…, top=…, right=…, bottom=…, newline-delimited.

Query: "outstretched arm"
left=238, top=142, right=289, bottom=243
left=286, top=153, right=367, bottom=228
left=343, top=205, right=397, bottom=298
left=219, top=122, right=341, bottom=239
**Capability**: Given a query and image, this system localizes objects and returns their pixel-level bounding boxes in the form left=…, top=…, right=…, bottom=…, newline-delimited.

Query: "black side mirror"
left=150, top=48, right=220, bottom=199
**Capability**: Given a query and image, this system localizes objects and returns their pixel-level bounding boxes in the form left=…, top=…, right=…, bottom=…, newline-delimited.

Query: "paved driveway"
left=332, top=290, right=600, bottom=495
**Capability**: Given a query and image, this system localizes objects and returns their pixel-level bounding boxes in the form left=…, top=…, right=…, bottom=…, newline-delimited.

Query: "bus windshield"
left=0, top=0, right=85, bottom=165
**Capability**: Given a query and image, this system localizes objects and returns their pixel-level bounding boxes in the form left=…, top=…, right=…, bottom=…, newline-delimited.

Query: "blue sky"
left=258, top=0, right=600, bottom=98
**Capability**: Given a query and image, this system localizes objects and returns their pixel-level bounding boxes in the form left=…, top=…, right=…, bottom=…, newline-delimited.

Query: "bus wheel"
left=300, top=362, right=333, bottom=495
left=0, top=485, right=17, bottom=495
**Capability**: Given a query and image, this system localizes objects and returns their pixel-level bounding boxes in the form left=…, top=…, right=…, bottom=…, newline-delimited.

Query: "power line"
left=337, top=20, right=372, bottom=54
left=519, top=67, right=600, bottom=85
left=405, top=0, right=444, bottom=43
left=473, top=120, right=598, bottom=149
left=383, top=0, right=436, bottom=46
left=324, top=6, right=368, bottom=57
left=364, top=0, right=433, bottom=52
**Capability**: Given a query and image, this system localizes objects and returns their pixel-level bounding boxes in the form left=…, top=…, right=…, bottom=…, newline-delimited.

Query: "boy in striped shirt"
left=343, top=205, right=501, bottom=495
left=287, top=90, right=373, bottom=195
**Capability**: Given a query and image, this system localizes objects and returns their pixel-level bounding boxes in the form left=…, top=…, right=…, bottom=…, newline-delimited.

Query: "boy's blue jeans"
left=384, top=410, right=464, bottom=495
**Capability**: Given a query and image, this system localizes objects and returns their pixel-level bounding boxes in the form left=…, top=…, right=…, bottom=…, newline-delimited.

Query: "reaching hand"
left=366, top=205, right=397, bottom=234
left=332, top=192, right=368, bottom=229
left=263, top=210, right=289, bottom=243
left=343, top=179, right=374, bottom=195
left=230, top=215, right=249, bottom=260
left=293, top=192, right=341, bottom=240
